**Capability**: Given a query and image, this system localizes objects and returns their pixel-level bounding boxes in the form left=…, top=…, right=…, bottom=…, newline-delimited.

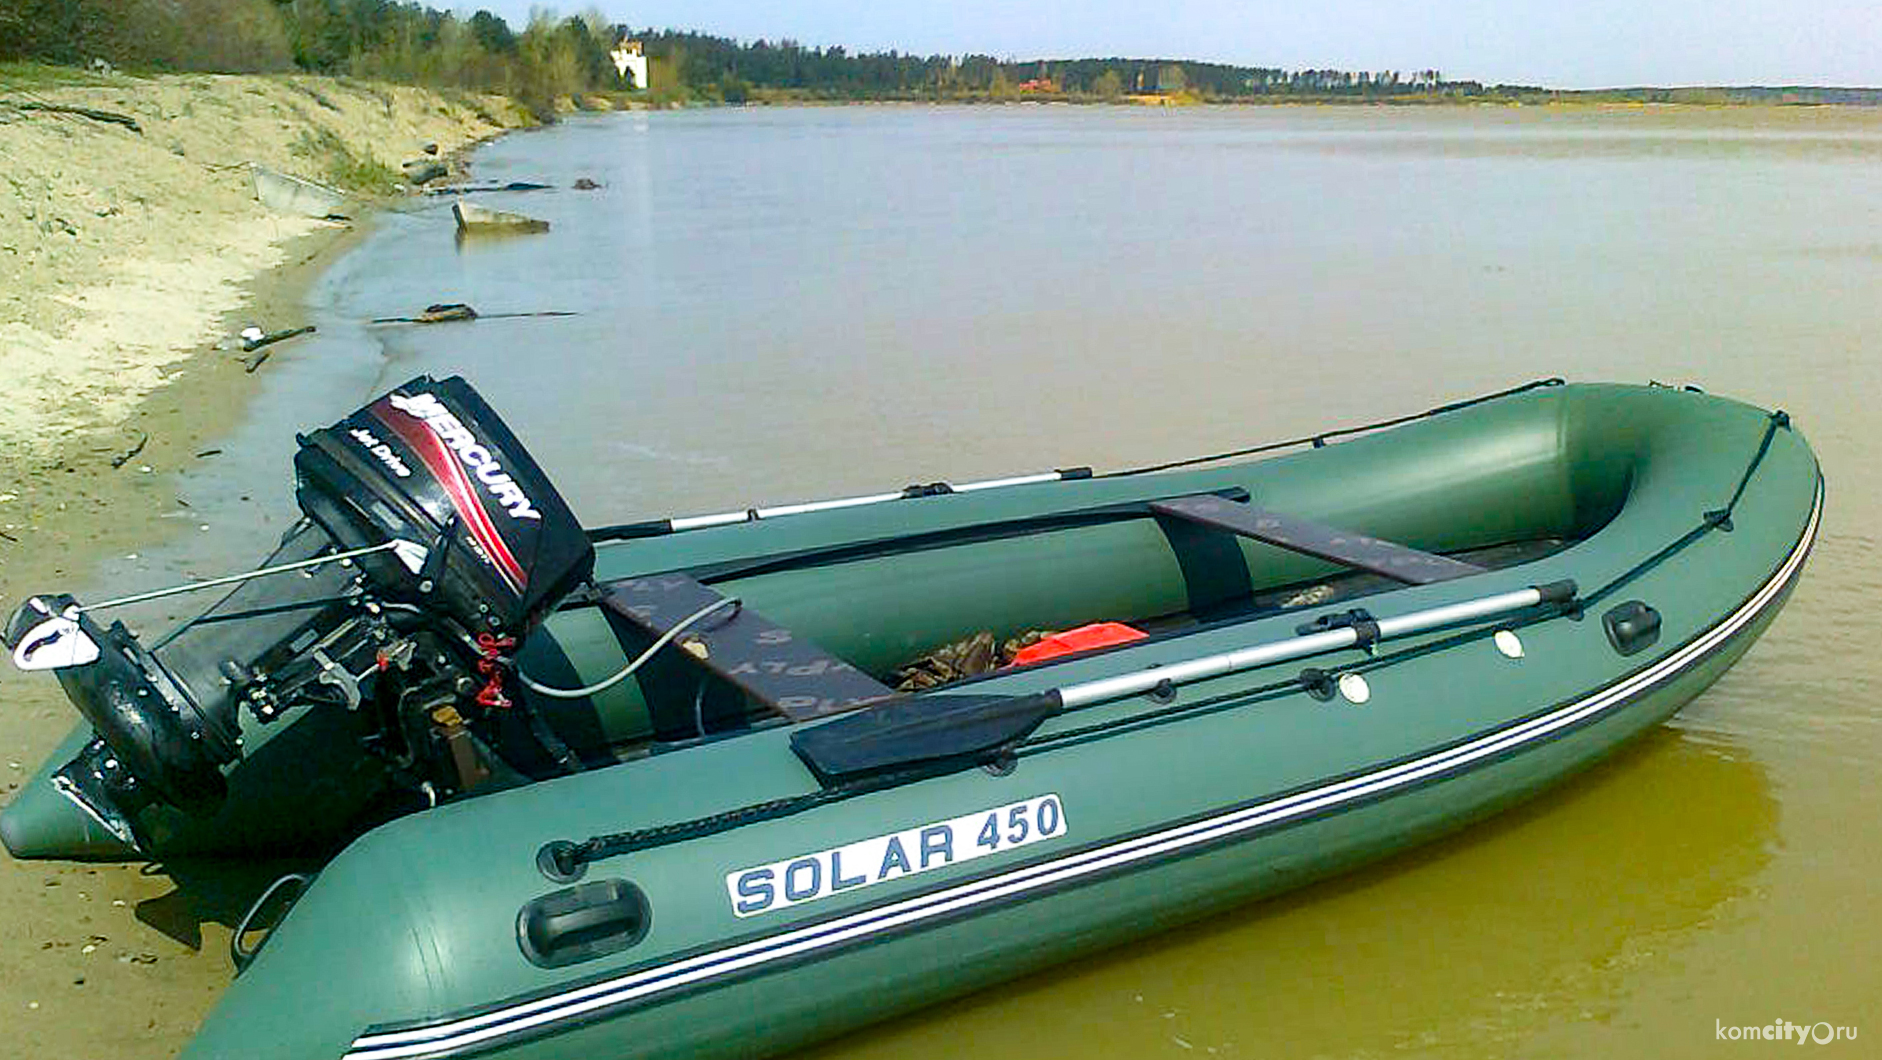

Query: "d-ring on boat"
left=0, top=377, right=1821, bottom=1060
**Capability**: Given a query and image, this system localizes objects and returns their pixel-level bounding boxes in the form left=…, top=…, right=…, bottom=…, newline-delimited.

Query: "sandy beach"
left=0, top=69, right=530, bottom=1059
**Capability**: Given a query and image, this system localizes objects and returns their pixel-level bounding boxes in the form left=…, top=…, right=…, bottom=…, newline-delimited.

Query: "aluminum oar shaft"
left=594, top=468, right=1093, bottom=542
left=1057, top=582, right=1573, bottom=710
left=673, top=471, right=1086, bottom=527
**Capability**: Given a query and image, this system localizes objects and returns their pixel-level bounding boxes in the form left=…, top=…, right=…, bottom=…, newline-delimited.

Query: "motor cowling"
left=294, top=375, right=593, bottom=636
left=5, top=376, right=595, bottom=851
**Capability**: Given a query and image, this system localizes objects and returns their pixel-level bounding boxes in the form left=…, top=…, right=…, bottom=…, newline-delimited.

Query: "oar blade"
left=791, top=691, right=1062, bottom=784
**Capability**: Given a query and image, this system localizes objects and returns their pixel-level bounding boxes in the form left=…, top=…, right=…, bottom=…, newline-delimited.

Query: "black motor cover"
left=294, top=375, right=594, bottom=635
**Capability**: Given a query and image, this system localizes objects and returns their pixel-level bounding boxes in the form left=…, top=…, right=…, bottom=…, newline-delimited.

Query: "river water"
left=150, top=104, right=1882, bottom=1055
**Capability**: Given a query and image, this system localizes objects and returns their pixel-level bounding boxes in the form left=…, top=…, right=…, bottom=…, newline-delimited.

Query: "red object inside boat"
left=1009, top=622, right=1148, bottom=666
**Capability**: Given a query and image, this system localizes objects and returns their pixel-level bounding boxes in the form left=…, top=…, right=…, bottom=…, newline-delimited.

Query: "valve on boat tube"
left=2, top=376, right=595, bottom=852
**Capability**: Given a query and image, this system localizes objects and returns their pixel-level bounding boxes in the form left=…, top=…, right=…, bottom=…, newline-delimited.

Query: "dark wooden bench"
left=598, top=573, right=893, bottom=723
left=1149, top=494, right=1485, bottom=585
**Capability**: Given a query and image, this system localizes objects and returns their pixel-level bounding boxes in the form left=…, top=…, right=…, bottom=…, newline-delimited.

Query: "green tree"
left=514, top=11, right=581, bottom=111
left=467, top=9, right=514, bottom=54
left=279, top=0, right=350, bottom=71
left=0, top=0, right=102, bottom=63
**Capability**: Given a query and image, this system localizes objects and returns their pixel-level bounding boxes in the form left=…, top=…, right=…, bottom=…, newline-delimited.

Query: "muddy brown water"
left=5, top=104, right=1879, bottom=1057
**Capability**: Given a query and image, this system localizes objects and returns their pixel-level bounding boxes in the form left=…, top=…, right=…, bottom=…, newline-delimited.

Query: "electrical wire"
left=516, top=595, right=741, bottom=700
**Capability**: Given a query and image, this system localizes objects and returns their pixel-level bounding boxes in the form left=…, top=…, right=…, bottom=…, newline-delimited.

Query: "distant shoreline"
left=716, top=86, right=1882, bottom=108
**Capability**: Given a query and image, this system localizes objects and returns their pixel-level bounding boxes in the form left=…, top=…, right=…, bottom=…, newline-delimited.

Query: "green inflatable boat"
left=0, top=378, right=1821, bottom=1060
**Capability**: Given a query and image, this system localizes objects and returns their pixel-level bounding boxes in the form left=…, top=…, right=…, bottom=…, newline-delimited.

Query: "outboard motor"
left=3, top=376, right=593, bottom=851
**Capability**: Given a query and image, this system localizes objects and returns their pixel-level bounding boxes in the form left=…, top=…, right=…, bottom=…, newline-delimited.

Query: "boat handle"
left=231, top=872, right=315, bottom=974
left=517, top=879, right=652, bottom=968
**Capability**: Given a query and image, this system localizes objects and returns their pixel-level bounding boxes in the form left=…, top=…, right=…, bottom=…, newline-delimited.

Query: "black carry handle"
left=517, top=879, right=653, bottom=968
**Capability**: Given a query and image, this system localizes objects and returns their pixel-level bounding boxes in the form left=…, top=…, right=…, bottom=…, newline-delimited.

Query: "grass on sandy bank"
left=291, top=124, right=403, bottom=193
left=0, top=60, right=116, bottom=90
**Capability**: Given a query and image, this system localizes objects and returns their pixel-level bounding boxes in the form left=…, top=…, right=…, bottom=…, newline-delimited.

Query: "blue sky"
left=460, top=1, right=1881, bottom=89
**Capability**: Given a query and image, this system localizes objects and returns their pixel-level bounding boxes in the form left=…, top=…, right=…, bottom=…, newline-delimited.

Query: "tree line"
left=2, top=0, right=1489, bottom=107
left=620, top=30, right=1468, bottom=103
left=0, top=0, right=627, bottom=114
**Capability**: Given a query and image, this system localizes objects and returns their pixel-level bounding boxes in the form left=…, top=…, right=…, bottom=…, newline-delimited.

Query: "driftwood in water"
left=425, top=303, right=476, bottom=322
left=424, top=181, right=551, bottom=197
left=242, top=325, right=316, bottom=352
left=109, top=432, right=150, bottom=469
left=240, top=325, right=316, bottom=371
left=369, top=303, right=577, bottom=325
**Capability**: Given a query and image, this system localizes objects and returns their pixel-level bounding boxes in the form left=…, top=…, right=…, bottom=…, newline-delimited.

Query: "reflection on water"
left=1674, top=533, right=1882, bottom=763
left=793, top=731, right=1774, bottom=1060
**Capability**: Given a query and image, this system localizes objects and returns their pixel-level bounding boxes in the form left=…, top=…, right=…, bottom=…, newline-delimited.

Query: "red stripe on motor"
left=371, top=400, right=527, bottom=596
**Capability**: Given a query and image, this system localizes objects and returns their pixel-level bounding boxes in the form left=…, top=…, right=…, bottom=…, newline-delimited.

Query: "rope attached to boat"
left=1577, top=409, right=1792, bottom=611
left=537, top=764, right=943, bottom=883
left=1100, top=377, right=1565, bottom=478
left=536, top=403, right=1797, bottom=880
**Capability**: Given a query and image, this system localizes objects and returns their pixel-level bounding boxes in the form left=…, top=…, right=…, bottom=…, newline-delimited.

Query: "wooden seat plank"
left=1149, top=494, right=1486, bottom=585
left=599, top=574, right=893, bottom=722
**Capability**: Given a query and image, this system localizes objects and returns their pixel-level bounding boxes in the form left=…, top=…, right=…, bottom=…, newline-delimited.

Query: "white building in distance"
left=612, top=39, right=649, bottom=90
